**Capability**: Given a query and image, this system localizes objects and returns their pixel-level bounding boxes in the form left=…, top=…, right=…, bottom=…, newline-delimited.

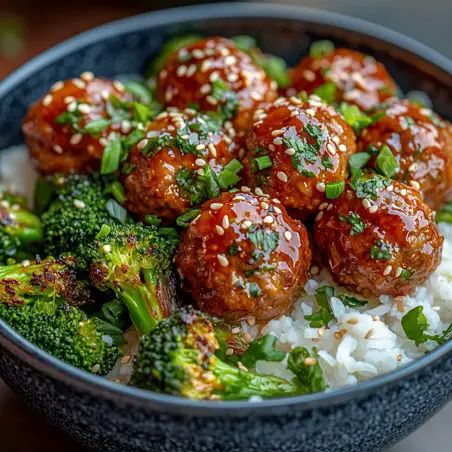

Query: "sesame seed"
left=195, top=158, right=206, bottom=167
left=362, top=199, right=371, bottom=209
left=276, top=171, right=288, bottom=182
left=368, top=204, right=378, bottom=214
left=274, top=206, right=282, bottom=214
left=396, top=354, right=402, bottom=362
left=100, top=90, right=110, bottom=100
left=200, top=84, right=211, bottom=94
left=231, top=327, right=241, bottom=335
left=206, top=95, right=218, bottom=105
left=305, top=108, right=316, bottom=116
left=387, top=184, right=394, bottom=192
left=284, top=148, right=296, bottom=156
left=53, top=144, right=63, bottom=154
left=103, top=244, right=112, bottom=253
left=121, top=120, right=132, bottom=134
left=364, top=328, right=374, bottom=339
left=409, top=180, right=420, bottom=190
left=347, top=318, right=359, bottom=325
left=222, top=215, right=230, bottom=229
left=247, top=316, right=256, bottom=326
left=192, top=49, right=205, bottom=59
left=395, top=267, right=403, bottom=278
left=21, top=259, right=31, bottom=267
left=319, top=202, right=328, bottom=210
left=209, top=71, right=220, bottom=82
left=217, top=254, right=229, bottom=267
left=113, top=80, right=125, bottom=92
left=241, top=186, right=251, bottom=193
left=200, top=60, right=212, bottom=72
left=284, top=231, right=292, bottom=241
left=400, top=188, right=407, bottom=196
left=176, top=65, right=187, bottom=76
left=207, top=143, right=217, bottom=157
left=316, top=182, right=326, bottom=192
left=332, top=136, right=340, bottom=144
left=327, top=143, right=336, bottom=155
left=215, top=225, right=225, bottom=236
left=50, top=81, right=64, bottom=92
left=137, top=139, right=149, bottom=150
left=73, top=199, right=86, bottom=209
left=72, top=78, right=86, bottom=89
left=225, top=348, right=234, bottom=356
left=91, top=364, right=100, bottom=373
left=224, top=55, right=236, bottom=66
left=263, top=215, right=274, bottom=225
left=210, top=203, right=224, bottom=211
left=304, top=357, right=317, bottom=366
left=290, top=110, right=300, bottom=117
left=315, top=211, right=324, bottom=221
left=186, top=64, right=197, bottom=77
left=432, top=306, right=441, bottom=311
left=310, top=265, right=320, bottom=275
left=64, top=96, right=75, bottom=104
left=271, top=129, right=284, bottom=137
left=80, top=71, right=94, bottom=82
left=255, top=187, right=264, bottom=196
left=70, top=133, right=82, bottom=145
left=260, top=201, right=269, bottom=209
left=67, top=101, right=78, bottom=113
left=78, top=103, right=91, bottom=114
left=289, top=96, right=302, bottom=105
left=273, top=137, right=283, bottom=145
left=195, top=143, right=206, bottom=151
left=272, top=198, right=281, bottom=204
left=250, top=91, right=262, bottom=101
left=383, top=265, right=393, bottom=276
left=338, top=144, right=347, bottom=153
left=303, top=69, right=316, bottom=81
left=241, top=220, right=253, bottom=230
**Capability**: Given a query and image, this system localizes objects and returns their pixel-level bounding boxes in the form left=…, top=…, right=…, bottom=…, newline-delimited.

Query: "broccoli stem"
left=212, top=357, right=299, bottom=400
left=9, top=210, right=43, bottom=244
left=119, top=276, right=163, bottom=334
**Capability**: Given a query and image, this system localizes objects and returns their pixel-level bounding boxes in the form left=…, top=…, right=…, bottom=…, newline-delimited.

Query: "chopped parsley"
left=339, top=294, right=367, bottom=308
left=247, top=225, right=279, bottom=254
left=283, top=136, right=318, bottom=178
left=399, top=269, right=412, bottom=281
left=350, top=174, right=391, bottom=199
left=248, top=282, right=262, bottom=298
left=228, top=243, right=240, bottom=256
left=370, top=240, right=391, bottom=260
left=401, top=306, right=452, bottom=346
left=240, top=334, right=286, bottom=368
left=339, top=212, right=366, bottom=236
left=211, top=78, right=238, bottom=120
left=287, top=347, right=326, bottom=393
left=305, top=285, right=335, bottom=327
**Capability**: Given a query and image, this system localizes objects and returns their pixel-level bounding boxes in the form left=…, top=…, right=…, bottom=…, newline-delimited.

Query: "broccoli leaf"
left=287, top=347, right=326, bottom=393
left=239, top=334, right=286, bottom=369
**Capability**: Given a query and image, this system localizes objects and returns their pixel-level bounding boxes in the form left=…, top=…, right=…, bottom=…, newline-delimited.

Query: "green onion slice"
left=375, top=145, right=399, bottom=178
left=176, top=209, right=201, bottom=227
left=101, top=137, right=122, bottom=174
left=325, top=180, right=345, bottom=199
left=309, top=40, right=335, bottom=59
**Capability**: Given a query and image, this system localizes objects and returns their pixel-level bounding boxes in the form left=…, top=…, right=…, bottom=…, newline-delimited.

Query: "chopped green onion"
left=325, top=180, right=345, bottom=199
left=313, top=82, right=336, bottom=103
left=309, top=40, right=335, bottom=59
left=105, top=198, right=128, bottom=223
left=399, top=269, right=412, bottom=280
left=176, top=209, right=201, bottom=227
left=223, top=158, right=243, bottom=174
left=375, top=145, right=399, bottom=178
left=158, top=227, right=180, bottom=244
left=348, top=152, right=371, bottom=177
left=253, top=155, right=273, bottom=171
left=144, top=214, right=162, bottom=227
left=436, top=203, right=452, bottom=224
left=260, top=55, right=291, bottom=88
left=84, top=118, right=110, bottom=135
left=231, top=35, right=256, bottom=52
left=101, top=137, right=122, bottom=174
left=110, top=180, right=126, bottom=204
left=370, top=241, right=391, bottom=260
left=96, top=224, right=111, bottom=239
left=125, top=81, right=152, bottom=103
left=133, top=102, right=153, bottom=123
left=122, top=129, right=145, bottom=149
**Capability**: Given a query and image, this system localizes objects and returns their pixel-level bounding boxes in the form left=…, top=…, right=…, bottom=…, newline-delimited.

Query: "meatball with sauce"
left=358, top=99, right=452, bottom=210
left=289, top=47, right=396, bottom=111
left=156, top=37, right=278, bottom=134
left=243, top=96, right=357, bottom=218
left=122, top=108, right=238, bottom=223
left=314, top=174, right=443, bottom=298
left=22, top=74, right=133, bottom=174
left=176, top=190, right=312, bottom=322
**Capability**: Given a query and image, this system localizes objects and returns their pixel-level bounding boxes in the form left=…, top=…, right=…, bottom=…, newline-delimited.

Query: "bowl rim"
left=0, top=2, right=451, bottom=416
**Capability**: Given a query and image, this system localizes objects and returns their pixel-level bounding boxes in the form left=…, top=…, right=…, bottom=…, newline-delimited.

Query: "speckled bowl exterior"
left=0, top=4, right=451, bottom=452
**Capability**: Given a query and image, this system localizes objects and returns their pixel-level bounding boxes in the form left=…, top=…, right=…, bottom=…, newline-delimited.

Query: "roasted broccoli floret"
left=131, top=309, right=301, bottom=400
left=0, top=300, right=119, bottom=374
left=0, top=256, right=93, bottom=307
left=88, top=222, right=176, bottom=334
left=0, top=189, right=42, bottom=263
left=40, top=173, right=112, bottom=267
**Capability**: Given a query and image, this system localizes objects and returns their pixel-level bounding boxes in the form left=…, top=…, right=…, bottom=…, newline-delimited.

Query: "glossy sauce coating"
left=243, top=96, right=357, bottom=218
left=314, top=175, right=443, bottom=298
left=22, top=75, right=132, bottom=174
left=289, top=48, right=396, bottom=111
left=358, top=99, right=452, bottom=210
left=122, top=108, right=238, bottom=223
left=156, top=37, right=278, bottom=133
left=176, top=191, right=312, bottom=322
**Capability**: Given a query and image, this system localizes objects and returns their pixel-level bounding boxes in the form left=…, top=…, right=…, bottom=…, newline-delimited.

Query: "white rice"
left=1, top=145, right=451, bottom=391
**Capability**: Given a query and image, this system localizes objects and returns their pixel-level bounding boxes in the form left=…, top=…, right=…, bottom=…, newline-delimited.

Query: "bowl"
left=0, top=3, right=451, bottom=451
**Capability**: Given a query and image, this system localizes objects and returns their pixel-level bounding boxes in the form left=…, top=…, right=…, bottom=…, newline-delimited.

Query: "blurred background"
left=0, top=0, right=450, bottom=450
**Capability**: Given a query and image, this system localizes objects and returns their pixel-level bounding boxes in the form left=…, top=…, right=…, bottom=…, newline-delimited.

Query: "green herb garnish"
left=241, top=334, right=286, bottom=368
left=370, top=240, right=391, bottom=260
left=375, top=145, right=399, bottom=178
left=339, top=212, right=366, bottom=236
left=313, top=82, right=337, bottom=103
left=309, top=40, right=335, bottom=59
left=325, top=181, right=345, bottom=199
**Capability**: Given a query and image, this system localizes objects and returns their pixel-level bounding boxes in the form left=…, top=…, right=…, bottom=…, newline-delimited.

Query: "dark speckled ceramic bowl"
left=0, top=4, right=451, bottom=451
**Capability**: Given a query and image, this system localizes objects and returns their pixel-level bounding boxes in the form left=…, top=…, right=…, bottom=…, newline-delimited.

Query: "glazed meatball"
left=156, top=37, right=278, bottom=133
left=243, top=96, right=357, bottom=218
left=122, top=108, right=238, bottom=223
left=314, top=174, right=443, bottom=298
left=289, top=47, right=396, bottom=111
left=176, top=191, right=312, bottom=322
left=358, top=99, right=452, bottom=210
left=22, top=74, right=133, bottom=174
